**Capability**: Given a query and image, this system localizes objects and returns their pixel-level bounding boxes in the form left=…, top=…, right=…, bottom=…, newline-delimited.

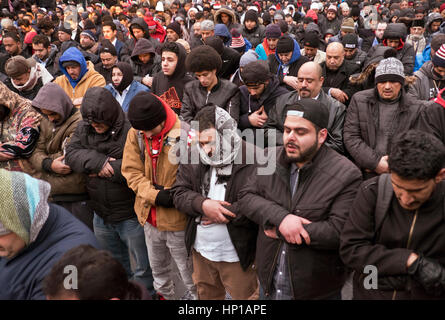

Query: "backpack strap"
left=137, top=131, right=145, bottom=163
left=375, top=173, right=394, bottom=237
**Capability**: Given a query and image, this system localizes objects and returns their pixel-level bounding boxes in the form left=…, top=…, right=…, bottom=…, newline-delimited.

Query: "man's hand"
left=201, top=199, right=236, bottom=225
left=407, top=254, right=445, bottom=296
left=98, top=157, right=115, bottom=178
left=283, top=76, right=299, bottom=90
left=248, top=105, right=268, bottom=127
left=330, top=88, right=349, bottom=103
left=278, top=214, right=312, bottom=245
left=72, top=97, right=83, bottom=106
left=375, top=155, right=389, bottom=174
left=51, top=156, right=72, bottom=175
left=142, top=76, right=153, bottom=87
left=264, top=227, right=279, bottom=239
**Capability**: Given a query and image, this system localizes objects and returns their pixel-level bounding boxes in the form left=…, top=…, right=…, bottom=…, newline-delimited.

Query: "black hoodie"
left=130, top=38, right=162, bottom=82
left=151, top=43, right=194, bottom=115
left=65, top=87, right=136, bottom=224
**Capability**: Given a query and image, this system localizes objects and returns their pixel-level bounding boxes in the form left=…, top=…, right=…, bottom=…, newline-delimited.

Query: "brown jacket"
left=121, top=116, right=188, bottom=231
left=53, top=61, right=106, bottom=108
left=22, top=113, right=87, bottom=200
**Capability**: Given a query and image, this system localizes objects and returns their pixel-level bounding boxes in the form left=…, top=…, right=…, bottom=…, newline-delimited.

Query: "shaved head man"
left=297, top=61, right=324, bottom=99
left=326, top=42, right=345, bottom=72
left=321, top=42, right=359, bottom=105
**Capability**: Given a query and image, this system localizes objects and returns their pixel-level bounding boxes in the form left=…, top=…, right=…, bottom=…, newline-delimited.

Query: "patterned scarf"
left=0, top=169, right=50, bottom=245
left=198, top=107, right=241, bottom=179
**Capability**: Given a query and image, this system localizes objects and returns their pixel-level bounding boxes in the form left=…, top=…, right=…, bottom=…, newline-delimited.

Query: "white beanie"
left=155, top=1, right=164, bottom=12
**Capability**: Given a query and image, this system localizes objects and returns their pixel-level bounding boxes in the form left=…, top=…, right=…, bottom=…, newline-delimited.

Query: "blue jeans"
left=93, top=214, right=154, bottom=295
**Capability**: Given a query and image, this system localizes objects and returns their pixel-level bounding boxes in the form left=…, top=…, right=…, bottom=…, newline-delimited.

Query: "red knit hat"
left=441, top=3, right=445, bottom=13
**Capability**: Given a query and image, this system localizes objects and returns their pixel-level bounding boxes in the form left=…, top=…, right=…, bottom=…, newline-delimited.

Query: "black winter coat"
left=340, top=177, right=445, bottom=300
left=238, top=145, right=362, bottom=299
left=65, top=87, right=136, bottom=224
left=172, top=141, right=259, bottom=271
left=321, top=60, right=361, bottom=106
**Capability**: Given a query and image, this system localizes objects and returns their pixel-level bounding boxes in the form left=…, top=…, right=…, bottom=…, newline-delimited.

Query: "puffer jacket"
left=172, top=141, right=259, bottom=270
left=343, top=88, right=422, bottom=174
left=65, top=87, right=136, bottom=224
left=408, top=60, right=445, bottom=101
left=53, top=47, right=106, bottom=107
left=23, top=83, right=87, bottom=201
left=181, top=79, right=240, bottom=124
left=238, top=145, right=362, bottom=299
left=121, top=114, right=188, bottom=231
left=242, top=23, right=266, bottom=49
left=264, top=89, right=346, bottom=154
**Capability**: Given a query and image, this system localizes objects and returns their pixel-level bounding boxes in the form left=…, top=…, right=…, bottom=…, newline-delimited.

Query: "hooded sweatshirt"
left=152, top=44, right=194, bottom=115
left=268, top=38, right=308, bottom=90
left=127, top=18, right=159, bottom=52
left=131, top=38, right=162, bottom=82
left=24, top=83, right=87, bottom=200
left=65, top=87, right=137, bottom=224
left=54, top=47, right=106, bottom=106
left=215, top=23, right=233, bottom=47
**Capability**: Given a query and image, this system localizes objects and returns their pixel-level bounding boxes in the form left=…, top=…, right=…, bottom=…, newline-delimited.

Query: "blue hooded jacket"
left=59, top=47, right=89, bottom=89
left=414, top=43, right=431, bottom=72
left=274, top=38, right=301, bottom=76
left=215, top=23, right=232, bottom=47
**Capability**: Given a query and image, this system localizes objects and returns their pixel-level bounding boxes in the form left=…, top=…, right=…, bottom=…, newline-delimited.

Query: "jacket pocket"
left=293, top=203, right=330, bottom=221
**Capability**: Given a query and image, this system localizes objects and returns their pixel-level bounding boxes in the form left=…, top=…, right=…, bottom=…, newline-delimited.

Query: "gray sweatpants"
left=143, top=223, right=196, bottom=300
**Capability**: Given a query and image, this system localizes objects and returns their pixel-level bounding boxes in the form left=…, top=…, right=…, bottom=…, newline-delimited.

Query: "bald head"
left=298, top=61, right=323, bottom=78
left=297, top=61, right=324, bottom=98
left=326, top=42, right=345, bottom=71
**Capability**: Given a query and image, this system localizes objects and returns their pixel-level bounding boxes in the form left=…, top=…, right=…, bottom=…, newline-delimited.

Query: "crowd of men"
left=0, top=0, right=445, bottom=301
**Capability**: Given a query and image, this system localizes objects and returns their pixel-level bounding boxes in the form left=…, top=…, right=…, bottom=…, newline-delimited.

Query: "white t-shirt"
left=194, top=168, right=239, bottom=262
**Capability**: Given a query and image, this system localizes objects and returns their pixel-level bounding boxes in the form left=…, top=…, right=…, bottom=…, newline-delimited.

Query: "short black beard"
left=284, top=138, right=319, bottom=164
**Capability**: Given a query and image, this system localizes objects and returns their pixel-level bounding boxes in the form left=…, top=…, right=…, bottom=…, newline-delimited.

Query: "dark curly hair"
left=389, top=130, right=445, bottom=180
left=43, top=245, right=143, bottom=300
left=185, top=45, right=222, bottom=73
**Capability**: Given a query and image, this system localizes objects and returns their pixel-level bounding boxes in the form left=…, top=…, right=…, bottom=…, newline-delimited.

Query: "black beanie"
left=128, top=92, right=167, bottom=131
left=167, top=21, right=182, bottom=37
left=276, top=35, right=294, bottom=53
left=303, top=32, right=319, bottom=48
left=245, top=9, right=259, bottom=23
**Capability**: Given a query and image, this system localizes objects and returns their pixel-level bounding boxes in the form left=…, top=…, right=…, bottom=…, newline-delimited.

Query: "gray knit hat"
left=375, top=57, right=405, bottom=85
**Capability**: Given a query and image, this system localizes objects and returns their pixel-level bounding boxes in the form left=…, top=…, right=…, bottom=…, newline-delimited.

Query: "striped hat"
left=433, top=44, right=445, bottom=68
left=341, top=18, right=355, bottom=33
left=0, top=169, right=50, bottom=245
left=230, top=29, right=246, bottom=49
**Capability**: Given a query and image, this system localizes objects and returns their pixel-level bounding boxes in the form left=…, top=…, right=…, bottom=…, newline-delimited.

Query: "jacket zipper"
left=392, top=209, right=418, bottom=300
left=205, top=91, right=210, bottom=104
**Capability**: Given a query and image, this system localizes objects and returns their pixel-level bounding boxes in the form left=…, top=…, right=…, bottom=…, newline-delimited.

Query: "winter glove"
left=407, top=254, right=445, bottom=296
left=153, top=183, right=164, bottom=190
left=155, top=189, right=174, bottom=208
